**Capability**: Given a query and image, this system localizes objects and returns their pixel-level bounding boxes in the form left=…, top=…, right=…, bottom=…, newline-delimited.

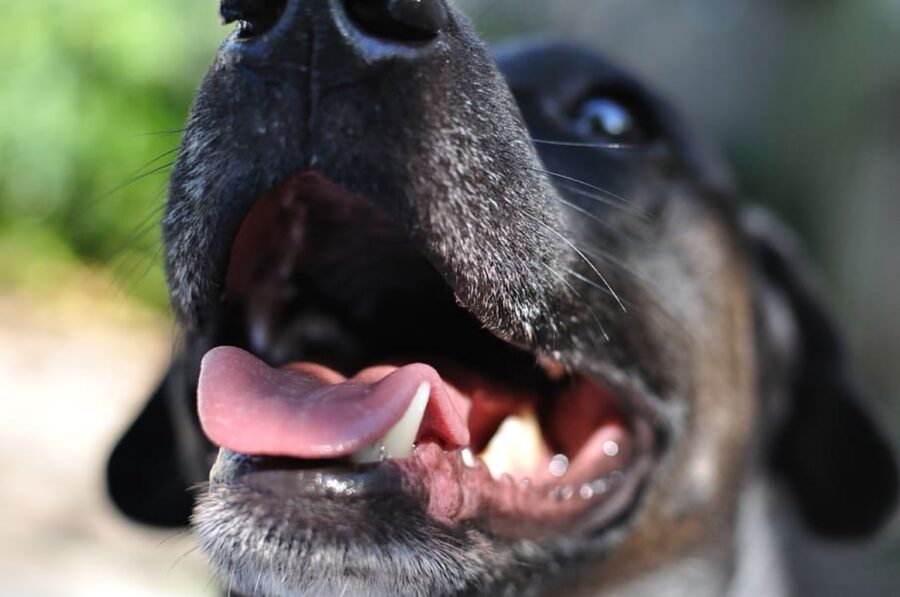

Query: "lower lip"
left=209, top=417, right=655, bottom=539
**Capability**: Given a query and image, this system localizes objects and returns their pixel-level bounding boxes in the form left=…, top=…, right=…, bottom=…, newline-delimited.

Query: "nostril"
left=344, top=0, right=448, bottom=42
left=220, top=0, right=288, bottom=40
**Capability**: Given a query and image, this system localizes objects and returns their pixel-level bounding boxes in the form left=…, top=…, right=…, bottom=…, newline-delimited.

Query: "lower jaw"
left=207, top=417, right=656, bottom=540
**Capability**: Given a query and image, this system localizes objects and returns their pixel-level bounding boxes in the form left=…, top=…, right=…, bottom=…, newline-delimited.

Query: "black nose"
left=218, top=0, right=452, bottom=65
left=344, top=0, right=448, bottom=42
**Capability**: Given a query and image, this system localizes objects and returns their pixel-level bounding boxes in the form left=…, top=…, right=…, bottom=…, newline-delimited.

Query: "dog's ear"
left=744, top=207, right=898, bottom=538
left=106, top=374, right=195, bottom=527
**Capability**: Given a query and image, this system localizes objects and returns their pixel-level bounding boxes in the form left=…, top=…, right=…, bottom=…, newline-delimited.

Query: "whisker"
left=136, top=244, right=165, bottom=284
left=525, top=166, right=646, bottom=216
left=522, top=213, right=627, bottom=313
left=85, top=159, right=175, bottom=212
left=565, top=268, right=632, bottom=310
left=106, top=200, right=167, bottom=264
left=167, top=544, right=202, bottom=578
left=134, top=128, right=186, bottom=138
left=156, top=528, right=191, bottom=549
left=578, top=245, right=683, bottom=328
left=531, top=138, right=636, bottom=150
left=99, top=181, right=169, bottom=301
left=108, top=238, right=164, bottom=301
left=554, top=180, right=650, bottom=219
left=547, top=267, right=609, bottom=342
left=203, top=573, right=219, bottom=593
left=105, top=208, right=167, bottom=299
left=552, top=195, right=617, bottom=232
left=580, top=245, right=653, bottom=286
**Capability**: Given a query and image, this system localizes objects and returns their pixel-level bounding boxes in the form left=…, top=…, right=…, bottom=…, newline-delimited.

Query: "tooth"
left=460, top=448, right=477, bottom=468
left=349, top=441, right=385, bottom=465
left=478, top=409, right=546, bottom=479
left=350, top=381, right=430, bottom=464
left=381, top=381, right=430, bottom=458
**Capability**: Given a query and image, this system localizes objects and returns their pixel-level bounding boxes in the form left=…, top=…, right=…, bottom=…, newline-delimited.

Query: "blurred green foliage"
left=0, top=1, right=222, bottom=307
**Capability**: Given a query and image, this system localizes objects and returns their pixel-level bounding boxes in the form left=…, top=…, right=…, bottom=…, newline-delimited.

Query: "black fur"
left=109, top=1, right=897, bottom=594
left=745, top=208, right=898, bottom=537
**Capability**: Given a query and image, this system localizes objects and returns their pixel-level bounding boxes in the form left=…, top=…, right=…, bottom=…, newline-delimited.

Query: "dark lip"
left=210, top=450, right=413, bottom=499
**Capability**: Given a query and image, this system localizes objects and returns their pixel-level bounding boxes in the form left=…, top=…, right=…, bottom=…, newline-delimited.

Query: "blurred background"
left=1, top=0, right=898, bottom=595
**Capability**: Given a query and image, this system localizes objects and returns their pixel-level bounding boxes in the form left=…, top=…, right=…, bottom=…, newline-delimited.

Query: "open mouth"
left=197, top=172, right=658, bottom=538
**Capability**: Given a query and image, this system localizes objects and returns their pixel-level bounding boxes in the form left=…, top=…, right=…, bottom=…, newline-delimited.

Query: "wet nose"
left=220, top=0, right=448, bottom=50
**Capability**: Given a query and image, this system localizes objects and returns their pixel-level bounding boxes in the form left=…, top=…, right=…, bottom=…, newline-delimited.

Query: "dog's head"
left=107, top=1, right=898, bottom=595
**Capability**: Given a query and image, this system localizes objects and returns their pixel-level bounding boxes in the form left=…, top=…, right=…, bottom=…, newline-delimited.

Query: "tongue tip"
left=196, top=346, right=252, bottom=450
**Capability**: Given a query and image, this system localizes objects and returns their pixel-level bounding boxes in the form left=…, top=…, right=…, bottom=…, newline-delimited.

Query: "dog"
left=107, top=1, right=898, bottom=595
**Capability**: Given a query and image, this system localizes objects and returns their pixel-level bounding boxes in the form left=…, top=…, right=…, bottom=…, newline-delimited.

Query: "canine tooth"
left=350, top=382, right=430, bottom=464
left=382, top=382, right=430, bottom=458
left=479, top=410, right=545, bottom=479
left=350, top=441, right=385, bottom=465
left=460, top=448, right=477, bottom=469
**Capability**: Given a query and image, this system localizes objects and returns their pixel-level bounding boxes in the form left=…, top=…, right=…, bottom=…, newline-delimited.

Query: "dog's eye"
left=574, top=97, right=646, bottom=145
left=220, top=0, right=287, bottom=40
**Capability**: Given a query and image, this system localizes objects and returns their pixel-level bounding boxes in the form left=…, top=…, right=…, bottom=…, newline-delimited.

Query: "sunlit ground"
left=0, top=277, right=212, bottom=596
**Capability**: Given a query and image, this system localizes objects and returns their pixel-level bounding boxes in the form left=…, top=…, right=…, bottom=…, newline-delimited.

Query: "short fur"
left=108, top=2, right=897, bottom=595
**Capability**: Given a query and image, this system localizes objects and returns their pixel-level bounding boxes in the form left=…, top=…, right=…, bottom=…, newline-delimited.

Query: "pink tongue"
left=198, top=346, right=470, bottom=459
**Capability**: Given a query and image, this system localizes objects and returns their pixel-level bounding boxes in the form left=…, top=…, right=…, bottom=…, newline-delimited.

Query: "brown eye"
left=574, top=98, right=645, bottom=145
left=220, top=0, right=287, bottom=40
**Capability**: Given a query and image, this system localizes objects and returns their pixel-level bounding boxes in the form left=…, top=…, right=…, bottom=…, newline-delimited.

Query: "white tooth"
left=350, top=381, right=430, bottom=464
left=478, top=409, right=546, bottom=479
left=381, top=381, right=430, bottom=458
left=348, top=441, right=385, bottom=465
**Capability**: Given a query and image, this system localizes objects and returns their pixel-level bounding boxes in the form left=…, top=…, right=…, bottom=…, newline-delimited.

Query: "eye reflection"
left=575, top=98, right=640, bottom=143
